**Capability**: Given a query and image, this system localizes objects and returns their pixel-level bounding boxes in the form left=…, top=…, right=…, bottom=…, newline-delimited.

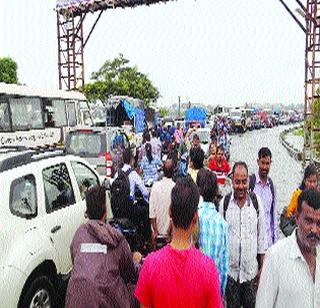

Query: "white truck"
left=229, top=108, right=253, bottom=133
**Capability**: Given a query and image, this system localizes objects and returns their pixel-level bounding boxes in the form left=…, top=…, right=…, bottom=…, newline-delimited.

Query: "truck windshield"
left=231, top=111, right=242, bottom=118
left=67, top=133, right=103, bottom=156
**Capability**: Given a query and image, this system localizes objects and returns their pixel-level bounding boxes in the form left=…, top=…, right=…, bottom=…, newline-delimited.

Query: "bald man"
left=149, top=159, right=175, bottom=245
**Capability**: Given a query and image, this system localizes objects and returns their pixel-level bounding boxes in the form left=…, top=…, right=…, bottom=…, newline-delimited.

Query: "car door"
left=41, top=161, right=82, bottom=274
left=69, top=160, right=100, bottom=200
left=69, top=160, right=112, bottom=219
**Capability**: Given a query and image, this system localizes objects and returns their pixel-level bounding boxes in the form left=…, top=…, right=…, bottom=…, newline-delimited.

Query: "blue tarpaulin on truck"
left=134, top=108, right=145, bottom=133
left=185, top=107, right=206, bottom=128
left=122, top=99, right=135, bottom=120
left=108, top=98, right=145, bottom=133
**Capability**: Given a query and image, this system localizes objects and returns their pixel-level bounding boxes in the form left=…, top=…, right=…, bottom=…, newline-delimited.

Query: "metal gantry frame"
left=57, top=0, right=320, bottom=163
left=280, top=0, right=320, bottom=163
left=304, top=0, right=320, bottom=163
left=56, top=0, right=176, bottom=91
left=57, top=11, right=102, bottom=91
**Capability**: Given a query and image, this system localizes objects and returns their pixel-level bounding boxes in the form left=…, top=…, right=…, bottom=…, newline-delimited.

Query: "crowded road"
left=229, top=124, right=302, bottom=212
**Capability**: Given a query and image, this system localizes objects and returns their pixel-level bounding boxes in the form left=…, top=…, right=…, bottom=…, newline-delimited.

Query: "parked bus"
left=0, top=83, right=92, bottom=148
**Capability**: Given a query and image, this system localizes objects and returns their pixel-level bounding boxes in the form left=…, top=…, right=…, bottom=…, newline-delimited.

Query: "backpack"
left=248, top=174, right=275, bottom=203
left=223, top=191, right=259, bottom=219
left=177, top=152, right=189, bottom=177
left=110, top=168, right=133, bottom=218
left=249, top=174, right=275, bottom=236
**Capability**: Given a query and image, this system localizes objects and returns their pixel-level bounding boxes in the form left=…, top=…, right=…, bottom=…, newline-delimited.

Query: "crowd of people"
left=64, top=121, right=320, bottom=308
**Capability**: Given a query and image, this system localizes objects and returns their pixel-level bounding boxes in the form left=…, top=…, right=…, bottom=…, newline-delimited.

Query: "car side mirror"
left=101, top=177, right=111, bottom=189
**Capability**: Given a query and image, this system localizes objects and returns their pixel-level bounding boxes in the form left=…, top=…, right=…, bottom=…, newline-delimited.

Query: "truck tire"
left=19, top=275, right=56, bottom=308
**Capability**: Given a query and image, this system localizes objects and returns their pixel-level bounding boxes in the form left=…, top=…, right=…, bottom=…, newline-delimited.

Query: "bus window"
left=81, top=110, right=92, bottom=126
left=78, top=100, right=93, bottom=126
left=52, top=99, right=67, bottom=127
left=0, top=100, right=11, bottom=131
left=43, top=99, right=54, bottom=128
left=10, top=97, right=43, bottom=130
left=66, top=101, right=77, bottom=126
left=0, top=83, right=91, bottom=148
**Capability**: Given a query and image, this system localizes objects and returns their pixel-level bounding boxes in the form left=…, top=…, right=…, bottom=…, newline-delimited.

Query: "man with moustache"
left=256, top=189, right=320, bottom=308
left=249, top=147, right=278, bottom=248
left=219, top=162, right=267, bottom=308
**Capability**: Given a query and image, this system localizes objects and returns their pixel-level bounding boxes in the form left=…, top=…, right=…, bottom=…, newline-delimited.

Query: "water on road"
left=229, top=124, right=303, bottom=212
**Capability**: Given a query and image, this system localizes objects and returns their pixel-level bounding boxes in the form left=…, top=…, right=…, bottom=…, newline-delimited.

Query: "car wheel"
left=20, top=276, right=56, bottom=308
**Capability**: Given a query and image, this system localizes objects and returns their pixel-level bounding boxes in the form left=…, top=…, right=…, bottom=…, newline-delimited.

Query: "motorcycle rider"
left=114, top=148, right=151, bottom=245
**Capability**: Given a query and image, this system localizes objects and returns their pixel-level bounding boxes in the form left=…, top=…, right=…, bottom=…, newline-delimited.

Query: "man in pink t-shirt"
left=135, top=177, right=223, bottom=308
left=174, top=122, right=184, bottom=145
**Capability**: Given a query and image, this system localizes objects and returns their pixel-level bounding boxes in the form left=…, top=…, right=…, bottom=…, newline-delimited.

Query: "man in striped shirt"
left=197, top=169, right=229, bottom=295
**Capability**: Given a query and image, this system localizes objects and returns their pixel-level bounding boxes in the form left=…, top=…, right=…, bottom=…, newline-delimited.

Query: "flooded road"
left=229, top=124, right=303, bottom=212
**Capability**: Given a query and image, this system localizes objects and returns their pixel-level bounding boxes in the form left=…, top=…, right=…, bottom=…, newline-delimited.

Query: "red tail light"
left=99, top=151, right=113, bottom=177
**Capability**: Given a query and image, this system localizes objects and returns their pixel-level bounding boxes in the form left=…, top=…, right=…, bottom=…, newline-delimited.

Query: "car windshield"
left=67, top=133, right=103, bottom=156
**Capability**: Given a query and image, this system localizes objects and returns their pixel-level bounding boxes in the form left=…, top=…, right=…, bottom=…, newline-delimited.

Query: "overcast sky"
left=0, top=0, right=305, bottom=107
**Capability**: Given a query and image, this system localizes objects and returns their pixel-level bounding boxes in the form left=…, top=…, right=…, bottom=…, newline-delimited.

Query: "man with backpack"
left=249, top=147, right=278, bottom=248
left=219, top=161, right=267, bottom=308
left=111, top=148, right=150, bottom=241
left=115, top=147, right=149, bottom=203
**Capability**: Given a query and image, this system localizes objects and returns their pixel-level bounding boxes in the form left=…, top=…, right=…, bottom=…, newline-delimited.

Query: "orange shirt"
left=286, top=188, right=302, bottom=218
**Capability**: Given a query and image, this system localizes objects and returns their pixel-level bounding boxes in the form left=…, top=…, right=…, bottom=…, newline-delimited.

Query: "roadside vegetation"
left=0, top=57, right=18, bottom=84
left=84, top=54, right=160, bottom=106
left=293, top=127, right=304, bottom=137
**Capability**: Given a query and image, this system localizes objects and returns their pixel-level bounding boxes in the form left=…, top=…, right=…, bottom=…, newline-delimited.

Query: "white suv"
left=0, top=147, right=102, bottom=307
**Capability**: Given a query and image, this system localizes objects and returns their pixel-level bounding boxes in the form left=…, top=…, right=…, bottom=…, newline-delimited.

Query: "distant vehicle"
left=288, top=111, right=302, bottom=123
left=163, top=121, right=175, bottom=129
left=0, top=147, right=101, bottom=308
left=0, top=83, right=92, bottom=148
left=272, top=110, right=281, bottom=126
left=229, top=108, right=251, bottom=133
left=257, top=110, right=272, bottom=128
left=185, top=107, right=206, bottom=129
left=252, top=114, right=262, bottom=129
left=244, top=108, right=254, bottom=130
left=94, top=96, right=148, bottom=134
left=263, top=109, right=275, bottom=128
left=279, top=115, right=289, bottom=125
left=174, top=119, right=186, bottom=129
left=64, top=127, right=131, bottom=178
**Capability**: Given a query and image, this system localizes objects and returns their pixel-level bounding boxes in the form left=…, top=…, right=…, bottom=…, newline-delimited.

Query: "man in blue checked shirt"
left=197, top=168, right=229, bottom=295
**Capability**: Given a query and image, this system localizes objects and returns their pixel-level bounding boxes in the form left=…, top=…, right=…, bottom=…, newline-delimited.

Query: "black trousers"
left=225, top=276, right=257, bottom=308
left=130, top=200, right=151, bottom=240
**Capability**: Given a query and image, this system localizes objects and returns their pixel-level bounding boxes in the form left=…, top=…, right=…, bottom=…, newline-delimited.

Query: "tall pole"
left=178, top=96, right=181, bottom=118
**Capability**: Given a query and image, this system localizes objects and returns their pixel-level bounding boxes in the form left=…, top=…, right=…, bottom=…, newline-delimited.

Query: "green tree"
left=0, top=57, right=18, bottom=84
left=84, top=54, right=160, bottom=106
left=159, top=107, right=170, bottom=117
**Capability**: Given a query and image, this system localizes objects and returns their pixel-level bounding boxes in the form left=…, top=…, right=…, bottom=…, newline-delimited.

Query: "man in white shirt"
left=219, top=161, right=268, bottom=308
left=149, top=159, right=175, bottom=247
left=256, top=189, right=320, bottom=308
